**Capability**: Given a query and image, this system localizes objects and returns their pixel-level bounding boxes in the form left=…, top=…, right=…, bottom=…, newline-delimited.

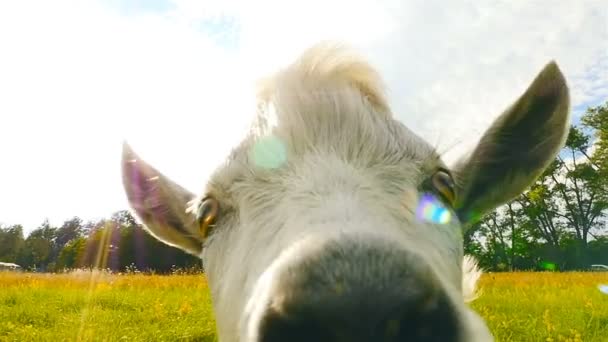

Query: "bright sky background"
left=0, top=0, right=606, bottom=234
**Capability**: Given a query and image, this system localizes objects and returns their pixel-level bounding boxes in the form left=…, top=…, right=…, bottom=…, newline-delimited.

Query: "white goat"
left=121, top=42, right=570, bottom=342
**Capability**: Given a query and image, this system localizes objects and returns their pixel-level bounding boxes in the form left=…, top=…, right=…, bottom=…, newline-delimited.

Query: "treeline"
left=1, top=101, right=607, bottom=273
left=0, top=210, right=201, bottom=273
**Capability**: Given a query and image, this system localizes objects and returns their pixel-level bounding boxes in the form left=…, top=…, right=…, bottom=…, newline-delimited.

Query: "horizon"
left=0, top=0, right=606, bottom=234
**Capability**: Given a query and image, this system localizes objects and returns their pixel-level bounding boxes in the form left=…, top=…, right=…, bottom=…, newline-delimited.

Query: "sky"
left=0, top=0, right=606, bottom=234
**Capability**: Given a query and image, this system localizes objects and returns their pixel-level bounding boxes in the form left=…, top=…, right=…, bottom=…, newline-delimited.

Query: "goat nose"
left=255, top=238, right=461, bottom=342
left=258, top=290, right=459, bottom=342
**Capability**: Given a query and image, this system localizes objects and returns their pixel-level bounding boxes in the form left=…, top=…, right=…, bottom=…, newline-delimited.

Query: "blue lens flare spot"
left=416, top=193, right=452, bottom=224
left=599, top=284, right=608, bottom=295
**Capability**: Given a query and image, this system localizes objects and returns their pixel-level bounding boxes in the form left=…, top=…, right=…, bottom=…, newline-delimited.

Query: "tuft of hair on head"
left=256, top=41, right=390, bottom=114
left=462, top=255, right=483, bottom=303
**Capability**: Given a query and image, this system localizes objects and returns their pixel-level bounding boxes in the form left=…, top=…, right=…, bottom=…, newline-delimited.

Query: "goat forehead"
left=253, top=91, right=438, bottom=164
left=206, top=45, right=442, bottom=199
left=210, top=112, right=441, bottom=195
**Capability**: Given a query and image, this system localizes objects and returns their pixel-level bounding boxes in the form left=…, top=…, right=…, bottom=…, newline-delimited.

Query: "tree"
left=580, top=100, right=608, bottom=183
left=56, top=236, right=87, bottom=270
left=55, top=217, right=84, bottom=248
left=17, top=219, right=57, bottom=271
left=515, top=160, right=566, bottom=267
left=0, top=224, right=25, bottom=263
left=580, top=100, right=608, bottom=230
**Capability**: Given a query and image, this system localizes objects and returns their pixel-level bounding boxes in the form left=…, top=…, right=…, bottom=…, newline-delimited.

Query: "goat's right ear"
left=121, top=142, right=204, bottom=256
left=451, top=61, right=570, bottom=224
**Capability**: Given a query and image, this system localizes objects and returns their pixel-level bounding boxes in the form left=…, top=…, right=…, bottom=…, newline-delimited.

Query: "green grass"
left=0, top=271, right=607, bottom=341
left=471, top=272, right=608, bottom=342
left=0, top=271, right=217, bottom=341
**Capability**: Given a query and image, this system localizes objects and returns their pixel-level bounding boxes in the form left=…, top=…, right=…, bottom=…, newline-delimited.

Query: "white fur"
left=462, top=254, right=483, bottom=303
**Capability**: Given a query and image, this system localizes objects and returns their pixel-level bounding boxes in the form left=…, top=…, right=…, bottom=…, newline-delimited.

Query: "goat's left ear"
left=121, top=142, right=204, bottom=256
left=452, top=61, right=570, bottom=224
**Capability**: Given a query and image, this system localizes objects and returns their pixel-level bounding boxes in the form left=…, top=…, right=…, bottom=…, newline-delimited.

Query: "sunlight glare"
left=416, top=193, right=453, bottom=225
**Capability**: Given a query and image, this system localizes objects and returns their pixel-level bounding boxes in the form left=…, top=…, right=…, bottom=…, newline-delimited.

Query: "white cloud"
left=167, top=0, right=608, bottom=160
left=0, top=0, right=606, bottom=233
left=0, top=0, right=253, bottom=231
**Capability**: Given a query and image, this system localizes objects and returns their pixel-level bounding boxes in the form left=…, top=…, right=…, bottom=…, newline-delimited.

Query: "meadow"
left=0, top=271, right=607, bottom=342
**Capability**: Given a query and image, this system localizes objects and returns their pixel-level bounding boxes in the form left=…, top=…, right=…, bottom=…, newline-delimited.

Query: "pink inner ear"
left=123, top=158, right=168, bottom=223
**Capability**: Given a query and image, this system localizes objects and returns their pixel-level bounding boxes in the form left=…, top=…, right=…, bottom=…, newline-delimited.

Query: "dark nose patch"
left=256, top=236, right=461, bottom=342
left=258, top=290, right=458, bottom=342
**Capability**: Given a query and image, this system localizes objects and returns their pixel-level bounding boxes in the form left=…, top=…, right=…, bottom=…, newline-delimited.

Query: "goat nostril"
left=384, top=290, right=459, bottom=342
left=418, top=288, right=440, bottom=313
left=258, top=308, right=332, bottom=342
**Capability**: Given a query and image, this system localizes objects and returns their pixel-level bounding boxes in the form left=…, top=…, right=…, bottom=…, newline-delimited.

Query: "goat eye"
left=431, top=170, right=456, bottom=206
left=197, top=197, right=219, bottom=238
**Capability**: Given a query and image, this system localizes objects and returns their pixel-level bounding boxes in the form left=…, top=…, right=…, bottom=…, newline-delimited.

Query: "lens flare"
left=599, top=284, right=608, bottom=295
left=539, top=261, right=557, bottom=271
left=416, top=193, right=452, bottom=224
left=250, top=135, right=287, bottom=169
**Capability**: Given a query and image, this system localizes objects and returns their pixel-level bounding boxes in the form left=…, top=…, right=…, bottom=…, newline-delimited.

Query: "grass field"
left=0, top=271, right=607, bottom=341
